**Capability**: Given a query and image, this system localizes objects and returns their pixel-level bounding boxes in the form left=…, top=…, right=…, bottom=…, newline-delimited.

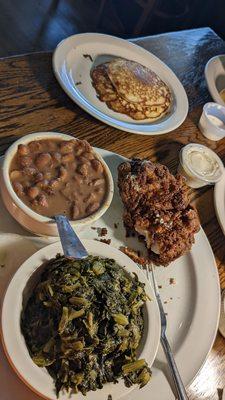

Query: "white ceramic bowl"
left=0, top=132, right=114, bottom=236
left=1, top=239, right=160, bottom=400
left=198, top=102, right=225, bottom=141
left=205, top=54, right=225, bottom=106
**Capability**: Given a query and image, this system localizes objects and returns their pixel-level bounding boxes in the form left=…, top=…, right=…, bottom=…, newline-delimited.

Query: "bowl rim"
left=1, top=239, right=161, bottom=400
left=2, top=132, right=114, bottom=226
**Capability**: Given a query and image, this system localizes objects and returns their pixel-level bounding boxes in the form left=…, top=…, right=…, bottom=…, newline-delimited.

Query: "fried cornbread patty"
left=118, top=159, right=200, bottom=266
left=91, top=59, right=171, bottom=121
left=107, top=58, right=171, bottom=106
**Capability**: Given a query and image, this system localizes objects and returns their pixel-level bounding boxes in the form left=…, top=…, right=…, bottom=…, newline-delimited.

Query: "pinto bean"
left=92, top=178, right=105, bottom=186
left=85, top=152, right=95, bottom=160
left=37, top=194, right=48, bottom=208
left=43, top=171, right=52, bottom=180
left=35, top=153, right=52, bottom=169
left=10, top=170, right=23, bottom=180
left=23, top=167, right=37, bottom=177
left=85, top=193, right=96, bottom=204
left=19, top=156, right=33, bottom=168
left=77, top=163, right=88, bottom=177
left=27, top=186, right=40, bottom=199
left=91, top=159, right=103, bottom=173
left=52, top=152, right=62, bottom=163
left=13, top=182, right=24, bottom=196
left=59, top=166, right=68, bottom=181
left=61, top=152, right=74, bottom=164
left=86, top=202, right=100, bottom=215
left=36, top=179, right=49, bottom=189
left=18, top=144, right=30, bottom=156
left=34, top=172, right=44, bottom=183
left=49, top=178, right=61, bottom=190
left=60, top=141, right=74, bottom=154
left=28, top=141, right=42, bottom=152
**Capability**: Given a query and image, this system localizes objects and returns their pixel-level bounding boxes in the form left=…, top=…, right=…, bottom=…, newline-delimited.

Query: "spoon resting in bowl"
left=55, top=215, right=88, bottom=259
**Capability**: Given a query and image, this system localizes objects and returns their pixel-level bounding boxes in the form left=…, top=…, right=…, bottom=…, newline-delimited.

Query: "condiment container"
left=178, top=143, right=224, bottom=188
left=198, top=102, right=225, bottom=141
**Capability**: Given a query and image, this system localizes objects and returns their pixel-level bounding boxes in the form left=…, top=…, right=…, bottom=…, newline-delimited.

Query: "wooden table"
left=1, top=27, right=225, bottom=399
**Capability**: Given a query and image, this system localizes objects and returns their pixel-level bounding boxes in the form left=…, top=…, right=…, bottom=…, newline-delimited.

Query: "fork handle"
left=161, top=334, right=188, bottom=400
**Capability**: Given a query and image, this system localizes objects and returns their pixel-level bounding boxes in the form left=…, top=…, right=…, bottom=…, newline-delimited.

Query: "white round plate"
left=205, top=54, right=225, bottom=106
left=53, top=33, right=188, bottom=135
left=0, top=148, right=221, bottom=400
left=214, top=168, right=225, bottom=235
left=1, top=239, right=160, bottom=400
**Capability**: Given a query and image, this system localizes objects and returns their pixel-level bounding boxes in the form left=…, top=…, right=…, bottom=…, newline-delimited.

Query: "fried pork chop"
left=118, top=159, right=200, bottom=266
left=91, top=59, right=171, bottom=121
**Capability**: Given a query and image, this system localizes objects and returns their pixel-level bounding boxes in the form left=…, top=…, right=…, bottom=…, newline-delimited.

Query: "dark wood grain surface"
left=0, top=27, right=225, bottom=399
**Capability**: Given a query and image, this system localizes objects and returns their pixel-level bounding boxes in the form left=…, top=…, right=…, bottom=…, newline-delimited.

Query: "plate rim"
left=214, top=168, right=225, bottom=235
left=52, top=32, right=188, bottom=135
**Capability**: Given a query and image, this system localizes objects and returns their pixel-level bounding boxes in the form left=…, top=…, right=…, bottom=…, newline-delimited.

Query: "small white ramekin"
left=0, top=132, right=114, bottom=236
left=198, top=102, right=225, bottom=141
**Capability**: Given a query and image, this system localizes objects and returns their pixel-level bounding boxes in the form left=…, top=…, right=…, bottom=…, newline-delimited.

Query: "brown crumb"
left=165, top=313, right=168, bottom=316
left=164, top=301, right=168, bottom=304
left=99, top=227, right=107, bottom=237
left=169, top=278, right=176, bottom=285
left=158, top=285, right=162, bottom=289
left=91, top=226, right=97, bottom=230
left=75, top=81, right=82, bottom=86
left=83, top=54, right=93, bottom=62
left=114, top=223, right=118, bottom=229
left=170, top=297, right=173, bottom=300
left=95, top=238, right=111, bottom=245
left=120, top=246, right=148, bottom=266
left=0, top=264, right=5, bottom=268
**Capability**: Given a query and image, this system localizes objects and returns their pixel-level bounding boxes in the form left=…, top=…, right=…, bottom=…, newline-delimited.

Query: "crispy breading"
left=118, top=159, right=200, bottom=266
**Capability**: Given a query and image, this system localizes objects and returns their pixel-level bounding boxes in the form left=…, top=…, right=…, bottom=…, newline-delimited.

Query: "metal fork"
left=145, top=263, right=188, bottom=400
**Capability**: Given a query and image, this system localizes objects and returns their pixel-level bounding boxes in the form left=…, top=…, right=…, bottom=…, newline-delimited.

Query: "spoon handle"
left=55, top=215, right=88, bottom=259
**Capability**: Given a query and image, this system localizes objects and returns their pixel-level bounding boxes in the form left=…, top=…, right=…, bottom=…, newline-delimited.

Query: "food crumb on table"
left=114, top=222, right=119, bottom=229
left=75, top=81, right=82, bottom=86
left=91, top=226, right=97, bottom=230
left=0, top=264, right=5, bottom=268
left=169, top=278, right=176, bottom=285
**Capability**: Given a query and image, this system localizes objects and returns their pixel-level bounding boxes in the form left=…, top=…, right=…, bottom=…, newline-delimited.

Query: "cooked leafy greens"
left=21, top=255, right=151, bottom=396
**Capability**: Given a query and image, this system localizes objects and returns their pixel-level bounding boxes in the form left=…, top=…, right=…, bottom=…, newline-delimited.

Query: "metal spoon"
left=55, top=215, right=88, bottom=259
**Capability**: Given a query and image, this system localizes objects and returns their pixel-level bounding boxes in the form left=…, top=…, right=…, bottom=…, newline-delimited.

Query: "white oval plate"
left=1, top=239, right=160, bottom=400
left=0, top=147, right=221, bottom=400
left=53, top=33, right=188, bottom=135
left=214, top=168, right=225, bottom=235
left=205, top=54, right=225, bottom=106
